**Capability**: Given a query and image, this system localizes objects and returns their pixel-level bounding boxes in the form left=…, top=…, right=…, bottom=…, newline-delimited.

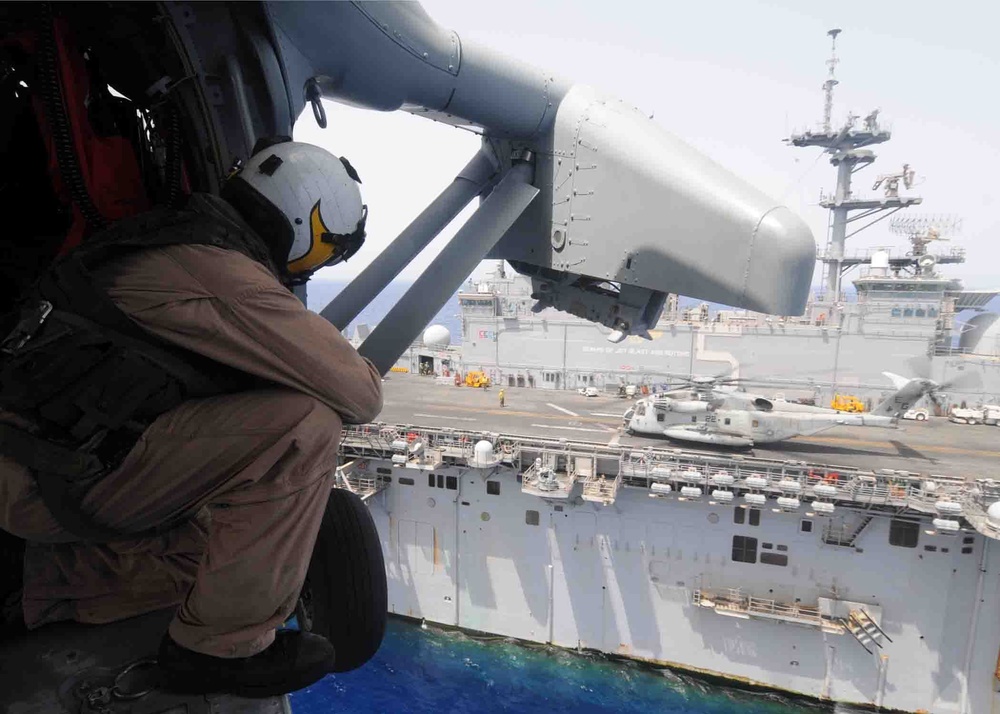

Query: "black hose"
left=164, top=103, right=182, bottom=208
left=36, top=3, right=106, bottom=231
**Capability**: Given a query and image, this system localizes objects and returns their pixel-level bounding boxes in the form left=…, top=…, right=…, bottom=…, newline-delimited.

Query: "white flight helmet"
left=223, top=138, right=366, bottom=282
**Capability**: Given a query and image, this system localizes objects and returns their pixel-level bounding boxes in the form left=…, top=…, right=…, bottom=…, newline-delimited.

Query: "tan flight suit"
left=0, top=243, right=382, bottom=658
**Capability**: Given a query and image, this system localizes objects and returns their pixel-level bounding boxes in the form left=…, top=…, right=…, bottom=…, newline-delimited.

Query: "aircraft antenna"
left=822, top=29, right=841, bottom=133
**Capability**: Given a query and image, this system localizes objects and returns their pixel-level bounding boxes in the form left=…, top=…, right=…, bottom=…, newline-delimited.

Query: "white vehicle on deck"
left=902, top=407, right=930, bottom=421
left=951, top=405, right=1000, bottom=425
left=578, top=386, right=599, bottom=397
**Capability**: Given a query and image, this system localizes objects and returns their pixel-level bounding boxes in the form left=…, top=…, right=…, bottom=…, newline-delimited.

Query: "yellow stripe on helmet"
left=288, top=199, right=337, bottom=274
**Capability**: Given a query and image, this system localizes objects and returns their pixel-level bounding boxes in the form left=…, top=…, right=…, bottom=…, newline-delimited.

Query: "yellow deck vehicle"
left=831, top=394, right=865, bottom=413
left=464, top=371, right=490, bottom=388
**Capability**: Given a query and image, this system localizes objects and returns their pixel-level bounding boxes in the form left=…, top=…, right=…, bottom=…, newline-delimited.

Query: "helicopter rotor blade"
left=907, top=355, right=933, bottom=381
left=937, top=370, right=982, bottom=393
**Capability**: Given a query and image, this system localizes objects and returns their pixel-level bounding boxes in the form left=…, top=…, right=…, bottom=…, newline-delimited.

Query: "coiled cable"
left=36, top=3, right=107, bottom=231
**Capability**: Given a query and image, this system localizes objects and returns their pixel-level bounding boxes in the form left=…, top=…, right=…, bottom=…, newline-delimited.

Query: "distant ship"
left=395, top=29, right=1000, bottom=410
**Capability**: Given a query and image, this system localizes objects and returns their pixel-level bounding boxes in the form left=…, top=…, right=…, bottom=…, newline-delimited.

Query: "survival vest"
left=0, top=194, right=281, bottom=541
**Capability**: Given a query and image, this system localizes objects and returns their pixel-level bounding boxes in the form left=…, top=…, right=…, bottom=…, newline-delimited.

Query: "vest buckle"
left=1, top=301, right=53, bottom=355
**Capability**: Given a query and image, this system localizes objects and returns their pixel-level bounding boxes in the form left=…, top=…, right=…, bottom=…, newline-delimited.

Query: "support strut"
left=358, top=160, right=538, bottom=375
left=320, top=147, right=499, bottom=331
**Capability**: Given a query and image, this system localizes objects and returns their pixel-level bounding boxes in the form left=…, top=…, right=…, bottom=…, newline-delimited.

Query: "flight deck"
left=375, top=374, right=1000, bottom=481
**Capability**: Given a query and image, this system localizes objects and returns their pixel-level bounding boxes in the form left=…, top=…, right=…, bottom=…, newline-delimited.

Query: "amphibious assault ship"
left=397, top=31, right=1000, bottom=409
left=361, top=30, right=1000, bottom=714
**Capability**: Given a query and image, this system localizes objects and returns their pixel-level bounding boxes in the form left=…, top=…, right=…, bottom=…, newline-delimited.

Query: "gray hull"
left=340, top=423, right=1000, bottom=713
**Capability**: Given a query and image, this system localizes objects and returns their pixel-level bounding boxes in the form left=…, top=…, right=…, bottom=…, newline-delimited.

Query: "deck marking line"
left=530, top=423, right=607, bottom=433
left=413, top=413, right=478, bottom=422
left=796, top=435, right=1000, bottom=458
left=547, top=403, right=579, bottom=417
left=590, top=412, right=624, bottom=418
left=398, top=403, right=615, bottom=425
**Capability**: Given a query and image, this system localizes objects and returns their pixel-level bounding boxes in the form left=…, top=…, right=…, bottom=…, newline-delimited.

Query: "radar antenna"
left=872, top=164, right=916, bottom=197
left=889, top=214, right=962, bottom=256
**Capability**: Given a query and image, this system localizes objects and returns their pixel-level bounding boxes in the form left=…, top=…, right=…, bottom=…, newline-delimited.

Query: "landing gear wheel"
left=300, top=488, right=387, bottom=672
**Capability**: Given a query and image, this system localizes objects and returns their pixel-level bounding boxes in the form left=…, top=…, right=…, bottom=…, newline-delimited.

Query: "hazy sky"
left=295, top=0, right=999, bottom=293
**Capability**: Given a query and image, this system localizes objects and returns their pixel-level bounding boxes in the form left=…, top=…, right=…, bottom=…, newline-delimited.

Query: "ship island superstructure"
left=395, top=30, right=1000, bottom=409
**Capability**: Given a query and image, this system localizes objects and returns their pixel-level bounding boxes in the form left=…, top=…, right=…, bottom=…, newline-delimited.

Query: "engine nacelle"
left=753, top=397, right=774, bottom=412
left=266, top=1, right=816, bottom=329
left=661, top=400, right=710, bottom=414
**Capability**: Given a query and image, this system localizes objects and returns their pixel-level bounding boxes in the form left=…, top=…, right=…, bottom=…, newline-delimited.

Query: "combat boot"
left=158, top=630, right=336, bottom=698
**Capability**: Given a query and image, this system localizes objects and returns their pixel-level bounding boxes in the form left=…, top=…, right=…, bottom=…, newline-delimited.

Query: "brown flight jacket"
left=90, top=243, right=383, bottom=425
left=0, top=236, right=381, bottom=638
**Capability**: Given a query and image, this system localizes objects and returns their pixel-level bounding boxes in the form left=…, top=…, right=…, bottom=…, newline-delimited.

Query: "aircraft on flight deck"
left=621, top=370, right=972, bottom=447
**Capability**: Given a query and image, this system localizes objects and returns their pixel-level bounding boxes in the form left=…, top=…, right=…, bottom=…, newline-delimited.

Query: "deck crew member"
left=0, top=140, right=382, bottom=697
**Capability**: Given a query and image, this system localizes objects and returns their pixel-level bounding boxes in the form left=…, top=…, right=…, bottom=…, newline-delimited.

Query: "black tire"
left=301, top=488, right=387, bottom=672
left=916, top=413, right=927, bottom=421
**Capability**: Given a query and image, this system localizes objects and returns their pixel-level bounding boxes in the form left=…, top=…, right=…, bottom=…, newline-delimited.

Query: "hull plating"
left=364, top=460, right=1000, bottom=713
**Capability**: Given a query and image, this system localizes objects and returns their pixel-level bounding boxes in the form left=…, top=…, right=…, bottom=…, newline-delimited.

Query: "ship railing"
left=694, top=588, right=829, bottom=628
left=934, top=345, right=975, bottom=357
left=339, top=425, right=401, bottom=459
left=341, top=423, right=989, bottom=524
left=656, top=458, right=973, bottom=515
left=966, top=483, right=1000, bottom=523
left=520, top=460, right=577, bottom=498
left=817, top=246, right=889, bottom=262
left=817, top=246, right=966, bottom=262
left=334, top=460, right=389, bottom=501
left=973, top=480, right=1000, bottom=503
left=521, top=461, right=540, bottom=484
left=426, top=432, right=477, bottom=459
left=810, top=290, right=849, bottom=304
left=581, top=472, right=622, bottom=505
left=818, top=190, right=916, bottom=206
left=495, top=438, right=521, bottom=464
left=746, top=596, right=822, bottom=623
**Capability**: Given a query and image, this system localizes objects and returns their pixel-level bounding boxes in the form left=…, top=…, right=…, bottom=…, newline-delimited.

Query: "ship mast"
left=821, top=28, right=839, bottom=133
left=787, top=29, right=921, bottom=301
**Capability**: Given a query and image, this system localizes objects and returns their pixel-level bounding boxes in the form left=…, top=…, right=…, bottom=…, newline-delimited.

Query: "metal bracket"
left=305, top=77, right=326, bottom=128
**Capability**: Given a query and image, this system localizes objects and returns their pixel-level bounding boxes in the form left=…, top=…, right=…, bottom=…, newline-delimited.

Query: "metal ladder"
left=823, top=515, right=874, bottom=547
left=843, top=609, right=892, bottom=654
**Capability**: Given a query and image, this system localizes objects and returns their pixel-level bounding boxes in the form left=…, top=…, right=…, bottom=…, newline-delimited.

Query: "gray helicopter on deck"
left=622, top=369, right=966, bottom=447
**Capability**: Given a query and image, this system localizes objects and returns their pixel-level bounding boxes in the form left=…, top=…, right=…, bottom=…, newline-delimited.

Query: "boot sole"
left=160, top=655, right=336, bottom=699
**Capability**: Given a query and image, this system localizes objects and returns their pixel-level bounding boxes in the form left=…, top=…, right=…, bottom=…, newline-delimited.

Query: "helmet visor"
left=319, top=204, right=367, bottom=268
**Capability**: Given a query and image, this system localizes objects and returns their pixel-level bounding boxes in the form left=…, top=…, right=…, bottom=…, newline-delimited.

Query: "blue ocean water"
left=289, top=619, right=827, bottom=714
